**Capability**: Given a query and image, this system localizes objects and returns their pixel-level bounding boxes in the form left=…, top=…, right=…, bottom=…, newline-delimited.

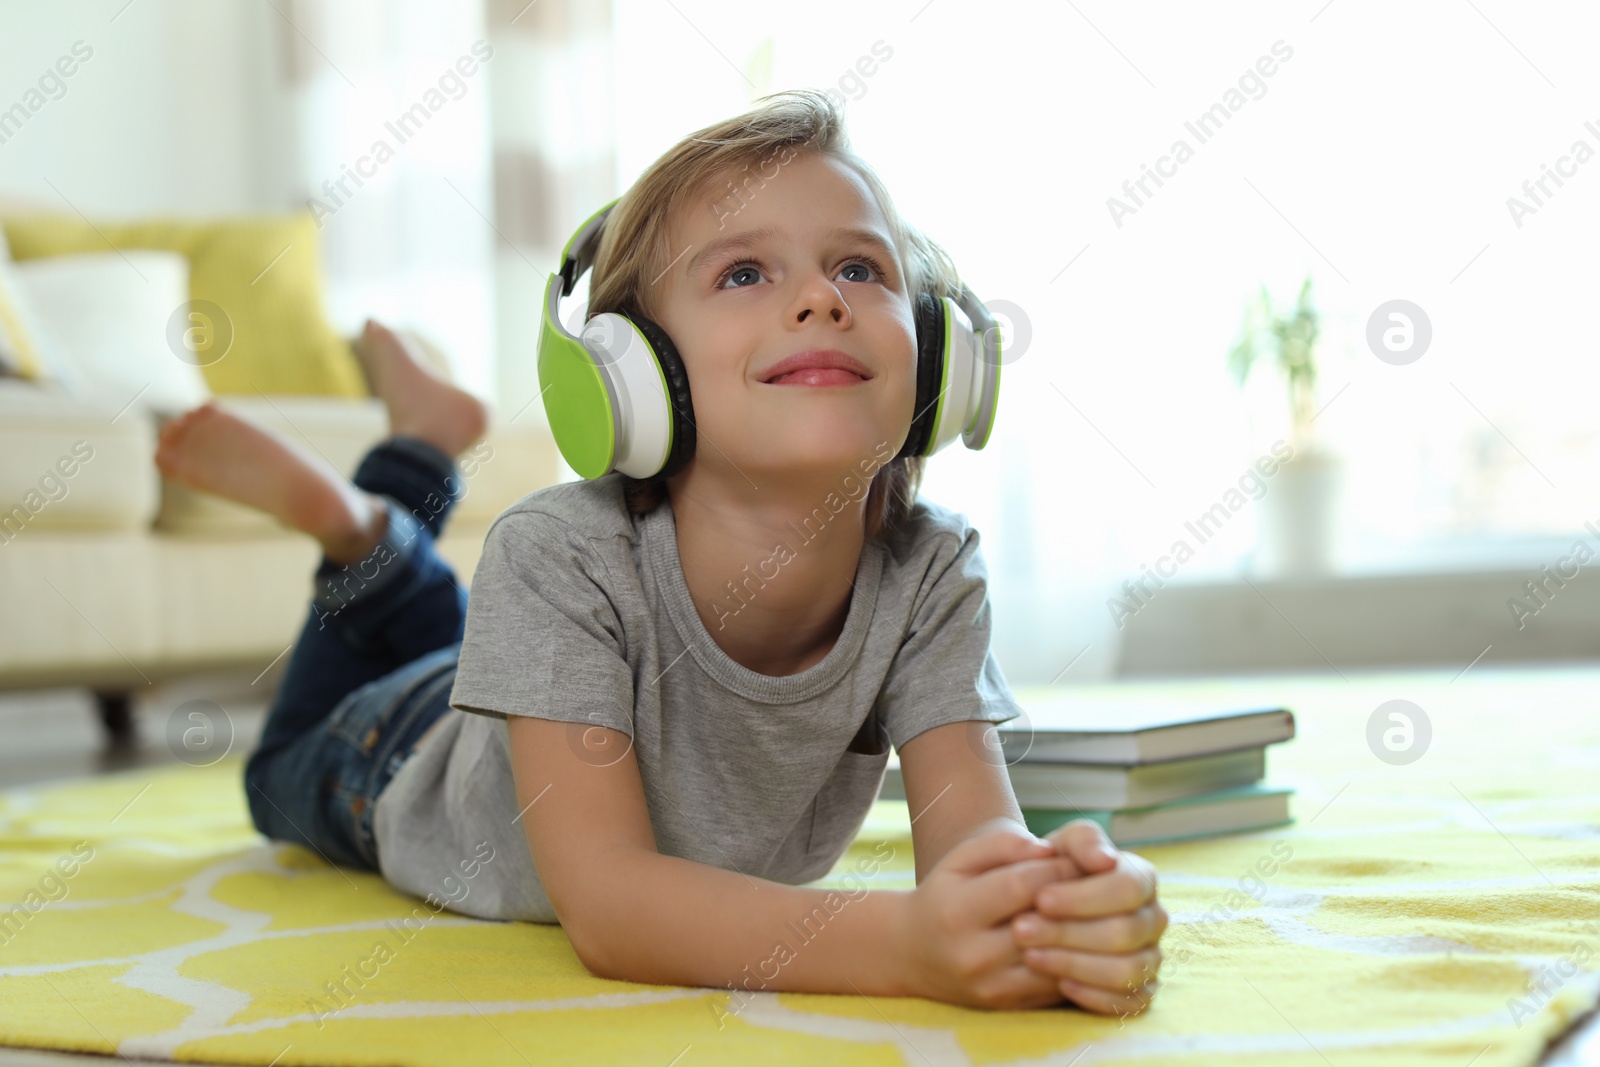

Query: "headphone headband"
left=556, top=198, right=619, bottom=301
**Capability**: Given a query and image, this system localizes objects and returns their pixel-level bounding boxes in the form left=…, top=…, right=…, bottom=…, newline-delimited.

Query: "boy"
left=162, top=89, right=1164, bottom=1016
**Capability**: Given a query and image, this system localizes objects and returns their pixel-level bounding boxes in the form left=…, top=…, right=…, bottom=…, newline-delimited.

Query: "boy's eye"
left=715, top=254, right=888, bottom=291
left=838, top=258, right=880, bottom=283
left=720, top=261, right=764, bottom=289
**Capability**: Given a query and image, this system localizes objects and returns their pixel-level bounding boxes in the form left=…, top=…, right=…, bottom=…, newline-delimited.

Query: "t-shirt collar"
left=642, top=497, right=884, bottom=703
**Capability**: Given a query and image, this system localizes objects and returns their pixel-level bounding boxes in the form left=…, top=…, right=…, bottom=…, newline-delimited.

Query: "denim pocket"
left=324, top=774, right=377, bottom=868
left=322, top=649, right=458, bottom=869
left=327, top=649, right=456, bottom=754
left=327, top=687, right=397, bottom=756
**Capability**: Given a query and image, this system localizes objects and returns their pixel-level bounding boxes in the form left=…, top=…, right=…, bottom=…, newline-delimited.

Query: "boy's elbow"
left=557, top=904, right=615, bottom=977
left=554, top=864, right=664, bottom=985
left=553, top=871, right=643, bottom=981
left=572, top=938, right=611, bottom=979
left=577, top=937, right=624, bottom=980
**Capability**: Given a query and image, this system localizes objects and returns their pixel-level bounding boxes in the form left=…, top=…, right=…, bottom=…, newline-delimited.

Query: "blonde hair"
left=587, top=88, right=965, bottom=542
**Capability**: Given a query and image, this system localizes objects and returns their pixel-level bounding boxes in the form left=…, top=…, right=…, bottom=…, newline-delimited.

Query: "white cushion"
left=0, top=379, right=159, bottom=533
left=11, top=251, right=210, bottom=415
left=155, top=397, right=389, bottom=535
left=452, top=415, right=566, bottom=525
left=155, top=397, right=565, bottom=535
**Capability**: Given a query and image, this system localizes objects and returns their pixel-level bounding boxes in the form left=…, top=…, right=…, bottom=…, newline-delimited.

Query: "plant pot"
left=1256, top=449, right=1343, bottom=576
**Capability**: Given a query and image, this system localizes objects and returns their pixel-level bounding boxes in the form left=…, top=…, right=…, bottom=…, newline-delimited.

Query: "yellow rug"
left=2, top=666, right=1598, bottom=1066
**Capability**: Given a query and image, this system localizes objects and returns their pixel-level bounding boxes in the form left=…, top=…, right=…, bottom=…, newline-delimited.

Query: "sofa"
left=0, top=205, right=564, bottom=739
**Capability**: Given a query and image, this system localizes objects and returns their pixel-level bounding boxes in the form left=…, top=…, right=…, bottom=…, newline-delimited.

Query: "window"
left=611, top=0, right=1596, bottom=677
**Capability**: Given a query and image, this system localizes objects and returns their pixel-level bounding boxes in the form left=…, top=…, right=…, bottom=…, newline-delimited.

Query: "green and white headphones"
left=538, top=197, right=1004, bottom=480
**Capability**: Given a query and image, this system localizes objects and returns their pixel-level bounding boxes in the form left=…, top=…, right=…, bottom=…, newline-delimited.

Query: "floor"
left=0, top=677, right=266, bottom=792
left=0, top=679, right=1596, bottom=1067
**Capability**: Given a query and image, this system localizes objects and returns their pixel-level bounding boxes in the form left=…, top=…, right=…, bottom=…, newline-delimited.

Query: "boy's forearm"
left=575, top=848, right=913, bottom=1000
left=915, top=814, right=1032, bottom=883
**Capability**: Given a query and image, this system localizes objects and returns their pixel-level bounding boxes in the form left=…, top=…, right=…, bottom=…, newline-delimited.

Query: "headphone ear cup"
left=626, top=313, right=697, bottom=480
left=897, top=292, right=947, bottom=460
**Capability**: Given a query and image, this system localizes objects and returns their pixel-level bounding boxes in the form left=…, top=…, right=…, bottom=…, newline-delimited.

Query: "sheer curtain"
left=481, top=0, right=618, bottom=422
left=277, top=0, right=496, bottom=396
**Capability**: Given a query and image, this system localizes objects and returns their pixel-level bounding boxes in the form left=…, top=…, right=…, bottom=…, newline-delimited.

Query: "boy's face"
left=653, top=150, right=917, bottom=488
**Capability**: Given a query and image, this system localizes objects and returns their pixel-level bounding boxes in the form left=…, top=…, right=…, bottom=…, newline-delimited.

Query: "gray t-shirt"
left=371, top=473, right=1023, bottom=923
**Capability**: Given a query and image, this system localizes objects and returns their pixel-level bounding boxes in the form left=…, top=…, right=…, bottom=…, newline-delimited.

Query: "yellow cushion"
left=0, top=213, right=367, bottom=397
left=0, top=292, right=40, bottom=379
left=0, top=261, right=45, bottom=380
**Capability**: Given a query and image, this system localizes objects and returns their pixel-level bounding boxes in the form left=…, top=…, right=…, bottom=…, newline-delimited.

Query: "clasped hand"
left=902, top=819, right=1167, bottom=1014
left=1013, top=820, right=1166, bottom=1016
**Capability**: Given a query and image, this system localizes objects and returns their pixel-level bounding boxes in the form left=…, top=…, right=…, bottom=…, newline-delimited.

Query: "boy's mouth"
left=766, top=369, right=871, bottom=387
left=759, top=349, right=873, bottom=386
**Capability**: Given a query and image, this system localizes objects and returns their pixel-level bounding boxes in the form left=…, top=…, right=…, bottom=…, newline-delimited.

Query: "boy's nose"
left=796, top=303, right=850, bottom=326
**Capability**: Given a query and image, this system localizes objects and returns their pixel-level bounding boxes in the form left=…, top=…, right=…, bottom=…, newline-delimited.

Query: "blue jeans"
left=243, top=436, right=467, bottom=872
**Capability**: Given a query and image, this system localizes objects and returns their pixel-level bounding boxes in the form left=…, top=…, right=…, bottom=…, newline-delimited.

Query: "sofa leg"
left=94, top=690, right=136, bottom=747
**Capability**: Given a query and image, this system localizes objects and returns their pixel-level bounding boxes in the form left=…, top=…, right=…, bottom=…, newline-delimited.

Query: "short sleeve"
left=449, top=509, right=635, bottom=736
left=876, top=522, right=1025, bottom=751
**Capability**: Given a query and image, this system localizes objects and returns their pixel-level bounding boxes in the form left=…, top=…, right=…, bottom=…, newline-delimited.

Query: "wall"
left=0, top=1, right=294, bottom=216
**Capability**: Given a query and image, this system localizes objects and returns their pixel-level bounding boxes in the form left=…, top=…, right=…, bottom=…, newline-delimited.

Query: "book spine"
left=1020, top=807, right=1113, bottom=837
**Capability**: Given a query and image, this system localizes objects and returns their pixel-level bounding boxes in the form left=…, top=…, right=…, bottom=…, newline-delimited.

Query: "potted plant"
left=1227, top=276, right=1343, bottom=576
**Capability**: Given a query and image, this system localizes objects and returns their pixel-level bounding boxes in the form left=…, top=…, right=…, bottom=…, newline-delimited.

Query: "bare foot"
left=155, top=402, right=387, bottom=565
left=352, top=320, right=488, bottom=458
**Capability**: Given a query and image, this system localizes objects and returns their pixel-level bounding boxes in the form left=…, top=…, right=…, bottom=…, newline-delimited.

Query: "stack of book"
left=880, top=697, right=1296, bottom=846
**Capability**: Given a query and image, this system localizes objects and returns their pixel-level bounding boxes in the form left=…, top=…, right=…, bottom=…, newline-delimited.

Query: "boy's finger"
left=940, top=827, right=1056, bottom=879
left=1059, top=975, right=1161, bottom=1019
left=1020, top=944, right=1164, bottom=994
left=1043, top=820, right=1120, bottom=874
left=1013, top=902, right=1168, bottom=953
left=1035, top=855, right=1159, bottom=919
left=963, top=855, right=1081, bottom=928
